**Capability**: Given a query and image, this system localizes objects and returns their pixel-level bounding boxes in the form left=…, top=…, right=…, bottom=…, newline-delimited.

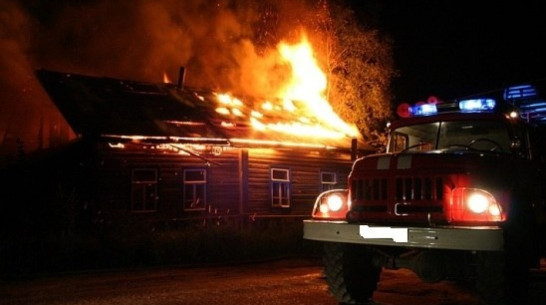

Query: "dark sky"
left=357, top=1, right=546, bottom=103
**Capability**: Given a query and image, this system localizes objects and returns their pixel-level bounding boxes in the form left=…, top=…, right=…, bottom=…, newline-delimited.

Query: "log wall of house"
left=246, top=148, right=353, bottom=216
left=91, top=142, right=353, bottom=222
left=94, top=143, right=240, bottom=221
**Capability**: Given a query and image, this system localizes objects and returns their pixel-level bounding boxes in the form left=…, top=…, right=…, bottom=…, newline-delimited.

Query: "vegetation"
left=311, top=0, right=396, bottom=149
left=1, top=216, right=321, bottom=278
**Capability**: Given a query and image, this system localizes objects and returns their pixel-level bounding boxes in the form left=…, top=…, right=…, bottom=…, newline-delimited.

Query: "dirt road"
left=1, top=258, right=544, bottom=305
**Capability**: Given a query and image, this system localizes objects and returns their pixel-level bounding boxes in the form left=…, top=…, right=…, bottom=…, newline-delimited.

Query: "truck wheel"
left=475, top=251, right=505, bottom=305
left=475, top=251, right=528, bottom=305
left=323, top=242, right=381, bottom=304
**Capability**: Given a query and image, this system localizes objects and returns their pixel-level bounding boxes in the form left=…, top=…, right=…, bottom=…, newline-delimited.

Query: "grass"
left=0, top=217, right=322, bottom=278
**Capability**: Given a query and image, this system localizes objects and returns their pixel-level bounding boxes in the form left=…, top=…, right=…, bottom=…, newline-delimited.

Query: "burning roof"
left=36, top=69, right=364, bottom=151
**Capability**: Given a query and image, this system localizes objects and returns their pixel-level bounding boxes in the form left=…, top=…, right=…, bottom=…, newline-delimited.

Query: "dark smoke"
left=0, top=0, right=69, bottom=160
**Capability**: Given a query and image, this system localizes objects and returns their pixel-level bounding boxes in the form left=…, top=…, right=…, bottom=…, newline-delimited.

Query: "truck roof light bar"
left=412, top=103, right=438, bottom=116
left=396, top=103, right=438, bottom=118
left=397, top=98, right=498, bottom=118
left=458, top=98, right=496, bottom=112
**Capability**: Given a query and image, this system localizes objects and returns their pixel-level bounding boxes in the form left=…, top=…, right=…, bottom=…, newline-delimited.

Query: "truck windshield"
left=388, top=120, right=512, bottom=153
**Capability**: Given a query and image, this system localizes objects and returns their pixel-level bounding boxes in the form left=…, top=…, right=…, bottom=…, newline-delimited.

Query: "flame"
left=276, top=34, right=359, bottom=138
left=213, top=33, right=359, bottom=141
left=163, top=72, right=172, bottom=84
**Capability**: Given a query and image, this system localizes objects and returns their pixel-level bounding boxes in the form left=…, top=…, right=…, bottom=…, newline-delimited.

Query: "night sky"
left=358, top=1, right=546, bottom=103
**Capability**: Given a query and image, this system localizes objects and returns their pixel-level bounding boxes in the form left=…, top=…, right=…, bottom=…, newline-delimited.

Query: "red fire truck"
left=303, top=85, right=546, bottom=305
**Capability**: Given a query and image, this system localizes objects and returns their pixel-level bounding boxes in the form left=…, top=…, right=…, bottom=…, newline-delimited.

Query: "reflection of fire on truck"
left=303, top=84, right=546, bottom=305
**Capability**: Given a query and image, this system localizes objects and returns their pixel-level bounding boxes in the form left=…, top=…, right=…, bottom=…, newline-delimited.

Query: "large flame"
left=214, top=33, right=359, bottom=141
left=276, top=35, right=359, bottom=138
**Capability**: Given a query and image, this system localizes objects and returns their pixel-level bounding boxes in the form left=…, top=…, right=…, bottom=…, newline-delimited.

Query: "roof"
left=36, top=69, right=365, bottom=151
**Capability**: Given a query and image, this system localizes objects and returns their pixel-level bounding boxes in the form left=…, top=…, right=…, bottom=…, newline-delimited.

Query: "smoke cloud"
left=0, top=0, right=326, bottom=161
left=26, top=0, right=320, bottom=93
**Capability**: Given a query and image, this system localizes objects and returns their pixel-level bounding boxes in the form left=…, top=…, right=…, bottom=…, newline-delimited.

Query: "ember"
left=163, top=72, right=172, bottom=84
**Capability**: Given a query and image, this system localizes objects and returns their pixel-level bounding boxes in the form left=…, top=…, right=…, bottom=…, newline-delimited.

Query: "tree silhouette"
left=309, top=0, right=396, bottom=149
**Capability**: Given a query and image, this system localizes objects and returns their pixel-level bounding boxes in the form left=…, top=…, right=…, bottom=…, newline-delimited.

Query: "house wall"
left=92, top=142, right=353, bottom=223
left=246, top=147, right=353, bottom=216
left=95, top=143, right=240, bottom=221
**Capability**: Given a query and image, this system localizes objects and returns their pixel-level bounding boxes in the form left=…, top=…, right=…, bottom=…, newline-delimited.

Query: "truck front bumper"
left=303, top=220, right=504, bottom=251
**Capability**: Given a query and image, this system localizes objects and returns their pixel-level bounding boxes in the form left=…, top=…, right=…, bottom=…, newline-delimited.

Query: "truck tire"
left=323, top=242, right=381, bottom=304
left=475, top=251, right=505, bottom=305
left=475, top=250, right=528, bottom=305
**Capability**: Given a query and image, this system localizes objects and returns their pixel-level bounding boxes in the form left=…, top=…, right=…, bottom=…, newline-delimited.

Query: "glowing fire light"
left=261, top=101, right=273, bottom=111
left=216, top=107, right=230, bottom=115
left=163, top=72, right=172, bottom=84
left=213, top=33, right=359, bottom=141
left=276, top=35, right=358, bottom=138
left=216, top=93, right=243, bottom=106
left=221, top=121, right=235, bottom=128
left=251, top=110, right=263, bottom=118
left=232, top=108, right=244, bottom=117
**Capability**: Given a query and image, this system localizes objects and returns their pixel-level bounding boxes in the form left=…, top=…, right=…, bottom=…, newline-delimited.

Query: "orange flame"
left=214, top=33, right=359, bottom=141
left=163, top=72, right=172, bottom=84
left=276, top=34, right=359, bottom=138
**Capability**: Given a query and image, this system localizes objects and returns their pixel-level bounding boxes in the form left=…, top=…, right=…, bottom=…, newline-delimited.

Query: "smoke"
left=0, top=0, right=327, bottom=160
left=25, top=0, right=322, bottom=94
left=0, top=0, right=65, bottom=159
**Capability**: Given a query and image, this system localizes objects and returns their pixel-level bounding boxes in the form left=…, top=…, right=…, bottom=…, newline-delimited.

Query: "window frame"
left=321, top=171, right=338, bottom=192
left=131, top=168, right=158, bottom=213
left=270, top=168, right=291, bottom=208
left=183, top=168, right=207, bottom=211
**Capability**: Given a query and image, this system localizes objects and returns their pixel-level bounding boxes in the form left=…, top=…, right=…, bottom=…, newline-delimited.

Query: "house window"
left=183, top=169, right=206, bottom=211
left=131, top=168, right=158, bottom=212
left=271, top=168, right=290, bottom=208
left=321, top=171, right=337, bottom=191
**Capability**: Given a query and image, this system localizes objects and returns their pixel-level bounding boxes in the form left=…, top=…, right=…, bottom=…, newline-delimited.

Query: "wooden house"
left=34, top=69, right=369, bottom=226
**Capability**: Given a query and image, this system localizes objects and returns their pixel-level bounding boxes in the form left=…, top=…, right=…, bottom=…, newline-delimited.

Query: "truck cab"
left=304, top=88, right=546, bottom=305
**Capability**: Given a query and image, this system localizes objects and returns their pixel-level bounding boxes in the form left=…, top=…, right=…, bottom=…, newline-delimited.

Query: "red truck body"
left=304, top=93, right=546, bottom=305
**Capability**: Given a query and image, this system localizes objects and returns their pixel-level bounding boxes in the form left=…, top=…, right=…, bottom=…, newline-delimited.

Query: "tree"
left=309, top=0, right=397, bottom=149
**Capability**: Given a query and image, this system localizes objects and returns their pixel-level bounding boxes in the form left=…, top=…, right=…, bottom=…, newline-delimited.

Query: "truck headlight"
left=322, top=194, right=343, bottom=212
left=312, top=189, right=350, bottom=219
left=467, top=193, right=489, bottom=213
left=450, top=188, right=506, bottom=223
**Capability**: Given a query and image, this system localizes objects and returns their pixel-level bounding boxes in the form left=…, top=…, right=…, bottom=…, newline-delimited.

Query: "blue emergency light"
left=397, top=97, right=496, bottom=118
left=458, top=98, right=496, bottom=112
left=519, top=102, right=546, bottom=111
left=411, top=103, right=438, bottom=116
left=503, top=84, right=537, bottom=100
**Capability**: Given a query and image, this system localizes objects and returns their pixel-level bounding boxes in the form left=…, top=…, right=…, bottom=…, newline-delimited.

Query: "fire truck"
left=303, top=84, right=546, bottom=305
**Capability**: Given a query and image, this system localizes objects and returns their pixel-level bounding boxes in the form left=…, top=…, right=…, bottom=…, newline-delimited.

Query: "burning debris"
left=35, top=67, right=360, bottom=152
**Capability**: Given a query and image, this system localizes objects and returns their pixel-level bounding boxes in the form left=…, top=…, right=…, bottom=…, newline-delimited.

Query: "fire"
left=276, top=35, right=359, bottom=138
left=214, top=33, right=360, bottom=141
left=278, top=36, right=327, bottom=104
left=163, top=72, right=172, bottom=84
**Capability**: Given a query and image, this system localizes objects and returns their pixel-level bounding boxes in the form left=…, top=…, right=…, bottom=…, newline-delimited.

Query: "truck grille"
left=351, top=176, right=445, bottom=215
left=395, top=176, right=444, bottom=201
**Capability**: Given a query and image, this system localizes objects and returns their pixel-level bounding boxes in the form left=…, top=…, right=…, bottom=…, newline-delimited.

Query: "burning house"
left=31, top=66, right=369, bottom=226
